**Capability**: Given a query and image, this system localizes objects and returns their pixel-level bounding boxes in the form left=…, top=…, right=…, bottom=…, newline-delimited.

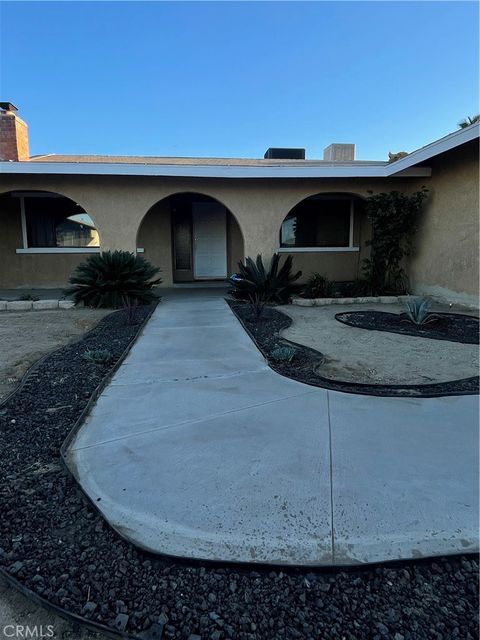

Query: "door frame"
left=171, top=198, right=229, bottom=283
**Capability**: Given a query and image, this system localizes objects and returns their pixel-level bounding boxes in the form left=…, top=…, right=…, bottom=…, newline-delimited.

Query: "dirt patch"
left=280, top=303, right=479, bottom=386
left=0, top=578, right=104, bottom=640
left=0, top=309, right=109, bottom=401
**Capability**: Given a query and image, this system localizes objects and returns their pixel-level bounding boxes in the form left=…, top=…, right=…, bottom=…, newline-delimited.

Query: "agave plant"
left=83, top=349, right=113, bottom=365
left=270, top=345, right=297, bottom=363
left=403, top=297, right=436, bottom=325
left=228, top=254, right=302, bottom=304
left=65, top=250, right=161, bottom=308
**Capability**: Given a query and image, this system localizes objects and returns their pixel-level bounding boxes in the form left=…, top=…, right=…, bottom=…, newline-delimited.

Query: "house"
left=0, top=102, right=478, bottom=306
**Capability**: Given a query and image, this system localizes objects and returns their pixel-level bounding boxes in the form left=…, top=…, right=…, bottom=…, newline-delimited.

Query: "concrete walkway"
left=65, top=290, right=479, bottom=566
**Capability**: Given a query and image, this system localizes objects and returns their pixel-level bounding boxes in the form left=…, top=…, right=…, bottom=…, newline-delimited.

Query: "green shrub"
left=270, top=345, right=297, bottom=363
left=83, top=349, right=113, bottom=364
left=228, top=254, right=302, bottom=304
left=301, top=273, right=334, bottom=299
left=17, top=294, right=40, bottom=301
left=65, top=250, right=161, bottom=308
left=403, top=297, right=436, bottom=326
left=361, top=188, right=429, bottom=295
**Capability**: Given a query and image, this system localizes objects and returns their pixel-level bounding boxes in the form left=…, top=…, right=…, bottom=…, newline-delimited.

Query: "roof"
left=29, top=153, right=385, bottom=167
left=1, top=122, right=477, bottom=180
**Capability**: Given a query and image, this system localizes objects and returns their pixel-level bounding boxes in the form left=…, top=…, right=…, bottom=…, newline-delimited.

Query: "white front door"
left=192, top=203, right=227, bottom=279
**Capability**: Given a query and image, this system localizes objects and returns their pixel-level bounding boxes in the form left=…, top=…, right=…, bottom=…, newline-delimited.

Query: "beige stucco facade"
left=0, top=142, right=478, bottom=305
left=0, top=174, right=418, bottom=288
left=409, top=139, right=479, bottom=306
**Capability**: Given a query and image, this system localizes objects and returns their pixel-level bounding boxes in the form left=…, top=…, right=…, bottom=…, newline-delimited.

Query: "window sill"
left=16, top=248, right=101, bottom=254
left=278, top=247, right=359, bottom=253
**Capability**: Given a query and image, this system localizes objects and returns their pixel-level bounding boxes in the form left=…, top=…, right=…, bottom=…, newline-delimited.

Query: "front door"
left=192, top=203, right=227, bottom=279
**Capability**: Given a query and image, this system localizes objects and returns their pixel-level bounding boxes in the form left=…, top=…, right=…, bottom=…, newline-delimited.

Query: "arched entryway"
left=137, top=192, right=244, bottom=285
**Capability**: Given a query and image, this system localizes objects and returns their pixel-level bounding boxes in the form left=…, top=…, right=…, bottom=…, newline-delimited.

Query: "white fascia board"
left=386, top=123, right=479, bottom=176
left=0, top=160, right=428, bottom=179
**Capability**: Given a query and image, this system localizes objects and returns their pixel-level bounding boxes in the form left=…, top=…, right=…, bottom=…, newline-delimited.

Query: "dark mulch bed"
left=228, top=301, right=479, bottom=398
left=0, top=304, right=479, bottom=639
left=335, top=310, right=479, bottom=345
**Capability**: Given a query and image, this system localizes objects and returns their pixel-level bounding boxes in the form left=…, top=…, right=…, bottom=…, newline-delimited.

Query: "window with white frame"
left=280, top=194, right=362, bottom=250
left=9, top=192, right=100, bottom=251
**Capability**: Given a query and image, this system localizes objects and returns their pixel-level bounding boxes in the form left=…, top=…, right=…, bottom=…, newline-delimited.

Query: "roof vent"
left=323, top=143, right=355, bottom=162
left=264, top=147, right=305, bottom=160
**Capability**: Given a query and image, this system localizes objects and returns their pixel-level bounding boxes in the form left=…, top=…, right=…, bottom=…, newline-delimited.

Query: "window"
left=280, top=196, right=360, bottom=250
left=9, top=192, right=100, bottom=252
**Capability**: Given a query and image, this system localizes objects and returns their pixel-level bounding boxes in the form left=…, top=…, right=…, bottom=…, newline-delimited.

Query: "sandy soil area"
left=280, top=303, right=479, bottom=385
left=0, top=578, right=104, bottom=640
left=0, top=308, right=109, bottom=401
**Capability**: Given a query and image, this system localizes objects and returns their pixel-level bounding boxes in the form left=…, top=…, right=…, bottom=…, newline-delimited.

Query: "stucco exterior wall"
left=0, top=192, right=90, bottom=288
left=0, top=174, right=419, bottom=288
left=409, top=140, right=479, bottom=306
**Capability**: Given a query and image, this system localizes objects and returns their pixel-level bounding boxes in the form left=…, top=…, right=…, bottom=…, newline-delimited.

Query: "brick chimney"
left=0, top=102, right=29, bottom=161
left=323, top=143, right=355, bottom=162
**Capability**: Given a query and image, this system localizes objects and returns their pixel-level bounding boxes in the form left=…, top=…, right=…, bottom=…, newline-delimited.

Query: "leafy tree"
left=360, top=188, right=429, bottom=295
left=65, top=250, right=161, bottom=308
left=458, top=115, right=480, bottom=128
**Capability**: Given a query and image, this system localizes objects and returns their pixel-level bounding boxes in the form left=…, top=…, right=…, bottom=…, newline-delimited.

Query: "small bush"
left=65, top=250, right=161, bottom=308
left=248, top=292, right=268, bottom=322
left=403, top=297, right=436, bottom=325
left=228, top=254, right=302, bottom=304
left=83, top=349, right=113, bottom=365
left=17, top=294, right=40, bottom=301
left=270, top=345, right=297, bottom=363
left=301, top=273, right=334, bottom=299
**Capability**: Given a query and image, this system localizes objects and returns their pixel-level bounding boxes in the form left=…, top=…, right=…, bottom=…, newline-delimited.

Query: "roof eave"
left=386, top=123, right=479, bottom=176
left=0, top=162, right=431, bottom=179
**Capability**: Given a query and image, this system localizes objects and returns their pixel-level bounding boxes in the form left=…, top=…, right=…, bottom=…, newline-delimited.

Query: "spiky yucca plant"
left=403, top=297, right=436, bottom=326
left=228, top=254, right=302, bottom=304
left=65, top=250, right=161, bottom=308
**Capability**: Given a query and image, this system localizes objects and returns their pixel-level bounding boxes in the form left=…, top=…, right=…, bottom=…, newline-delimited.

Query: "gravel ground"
left=0, top=308, right=109, bottom=401
left=0, top=305, right=478, bottom=639
left=336, top=310, right=479, bottom=344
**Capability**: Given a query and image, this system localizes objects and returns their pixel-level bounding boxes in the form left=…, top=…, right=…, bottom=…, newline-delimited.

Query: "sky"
left=0, top=1, right=478, bottom=160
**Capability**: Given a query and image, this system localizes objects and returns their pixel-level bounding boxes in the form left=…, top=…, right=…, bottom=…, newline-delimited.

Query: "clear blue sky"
left=0, top=1, right=478, bottom=160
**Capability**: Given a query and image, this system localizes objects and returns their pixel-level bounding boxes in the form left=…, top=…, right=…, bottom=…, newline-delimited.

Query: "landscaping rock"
left=114, top=613, right=129, bottom=632
left=81, top=601, right=97, bottom=616
left=378, top=296, right=399, bottom=304
left=32, top=299, right=59, bottom=310
left=59, top=300, right=76, bottom=309
left=6, top=300, right=32, bottom=311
